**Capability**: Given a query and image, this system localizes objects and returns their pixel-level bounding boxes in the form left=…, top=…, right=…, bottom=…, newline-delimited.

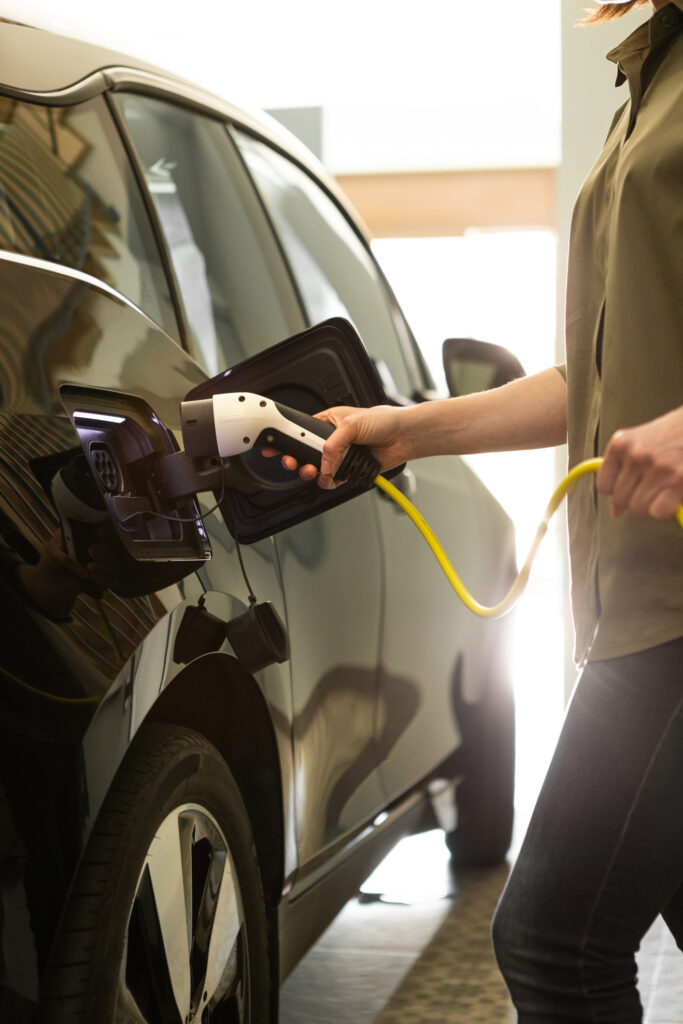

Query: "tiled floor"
left=280, top=826, right=683, bottom=1024
left=279, top=830, right=460, bottom=1024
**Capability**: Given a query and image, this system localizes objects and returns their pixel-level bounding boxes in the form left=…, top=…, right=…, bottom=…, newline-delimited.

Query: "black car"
left=0, top=19, right=518, bottom=1023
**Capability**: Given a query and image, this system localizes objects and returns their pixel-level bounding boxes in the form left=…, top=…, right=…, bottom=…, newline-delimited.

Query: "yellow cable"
left=374, top=456, right=682, bottom=619
left=0, top=663, right=101, bottom=705
left=95, top=597, right=124, bottom=666
left=0, top=600, right=121, bottom=706
left=6, top=456, right=681, bottom=700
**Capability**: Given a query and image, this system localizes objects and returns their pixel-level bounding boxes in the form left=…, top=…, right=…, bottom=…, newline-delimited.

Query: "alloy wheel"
left=116, top=803, right=249, bottom=1023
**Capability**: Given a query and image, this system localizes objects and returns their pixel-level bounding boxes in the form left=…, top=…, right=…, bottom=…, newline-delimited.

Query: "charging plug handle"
left=181, top=393, right=380, bottom=489
left=253, top=408, right=380, bottom=487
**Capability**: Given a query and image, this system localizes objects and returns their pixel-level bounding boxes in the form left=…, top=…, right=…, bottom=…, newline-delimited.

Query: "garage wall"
left=321, top=5, right=645, bottom=280
left=336, top=168, right=556, bottom=237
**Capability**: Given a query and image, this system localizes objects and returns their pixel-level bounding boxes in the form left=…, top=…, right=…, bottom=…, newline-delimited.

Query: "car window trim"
left=229, top=125, right=434, bottom=399
left=110, top=88, right=308, bottom=371
left=0, top=70, right=109, bottom=106
left=224, top=124, right=313, bottom=334
left=106, top=91, right=190, bottom=352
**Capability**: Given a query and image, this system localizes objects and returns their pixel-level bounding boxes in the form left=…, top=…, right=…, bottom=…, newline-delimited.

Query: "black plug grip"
left=255, top=426, right=327, bottom=470
left=269, top=402, right=380, bottom=488
left=337, top=446, right=381, bottom=488
left=273, top=403, right=335, bottom=442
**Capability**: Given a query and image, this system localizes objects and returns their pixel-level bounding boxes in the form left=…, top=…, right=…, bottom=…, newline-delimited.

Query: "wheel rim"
left=116, top=803, right=249, bottom=1023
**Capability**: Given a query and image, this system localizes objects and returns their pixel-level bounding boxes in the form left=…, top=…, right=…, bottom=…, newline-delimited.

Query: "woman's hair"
left=583, top=1, right=649, bottom=22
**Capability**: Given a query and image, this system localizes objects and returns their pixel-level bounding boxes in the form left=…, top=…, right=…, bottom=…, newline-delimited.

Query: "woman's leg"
left=491, top=636, right=683, bottom=1023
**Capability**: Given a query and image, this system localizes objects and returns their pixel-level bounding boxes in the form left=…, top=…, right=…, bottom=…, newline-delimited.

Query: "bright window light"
left=373, top=232, right=565, bottom=824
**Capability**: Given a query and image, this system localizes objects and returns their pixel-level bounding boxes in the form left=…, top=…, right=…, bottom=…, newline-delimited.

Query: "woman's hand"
left=263, top=404, right=413, bottom=489
left=596, top=406, right=683, bottom=520
left=16, top=525, right=125, bottom=620
left=17, top=530, right=96, bottom=620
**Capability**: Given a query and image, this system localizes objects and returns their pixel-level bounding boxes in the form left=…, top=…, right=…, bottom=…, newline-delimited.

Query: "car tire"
left=446, top=660, right=515, bottom=868
left=41, top=722, right=272, bottom=1024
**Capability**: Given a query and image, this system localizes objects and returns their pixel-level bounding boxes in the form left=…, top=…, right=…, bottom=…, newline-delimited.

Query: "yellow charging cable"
left=0, top=663, right=101, bottom=705
left=374, top=456, right=683, bottom=619
left=0, top=599, right=121, bottom=707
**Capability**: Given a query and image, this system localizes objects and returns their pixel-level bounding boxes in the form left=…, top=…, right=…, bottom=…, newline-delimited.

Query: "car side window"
left=234, top=131, right=415, bottom=400
left=113, top=94, right=302, bottom=376
left=0, top=95, right=178, bottom=339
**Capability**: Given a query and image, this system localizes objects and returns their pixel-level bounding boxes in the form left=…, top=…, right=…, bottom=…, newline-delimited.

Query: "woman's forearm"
left=401, top=366, right=568, bottom=460
left=313, top=367, right=567, bottom=487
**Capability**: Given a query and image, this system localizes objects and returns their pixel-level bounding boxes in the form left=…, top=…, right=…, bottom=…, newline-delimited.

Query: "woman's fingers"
left=261, top=446, right=319, bottom=478
left=597, top=414, right=683, bottom=520
left=261, top=404, right=406, bottom=489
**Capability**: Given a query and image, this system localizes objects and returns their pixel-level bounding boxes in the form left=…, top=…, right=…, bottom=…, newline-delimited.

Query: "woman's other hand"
left=597, top=406, right=683, bottom=520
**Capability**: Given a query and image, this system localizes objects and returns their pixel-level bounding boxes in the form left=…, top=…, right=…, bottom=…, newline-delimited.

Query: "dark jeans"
left=492, top=636, right=683, bottom=1022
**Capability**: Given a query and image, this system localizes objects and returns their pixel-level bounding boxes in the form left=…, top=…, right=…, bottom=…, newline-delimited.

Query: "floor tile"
left=279, top=947, right=416, bottom=1024
left=314, top=894, right=454, bottom=955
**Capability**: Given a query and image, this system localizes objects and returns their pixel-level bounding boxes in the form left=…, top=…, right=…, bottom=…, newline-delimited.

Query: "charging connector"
left=180, top=392, right=380, bottom=488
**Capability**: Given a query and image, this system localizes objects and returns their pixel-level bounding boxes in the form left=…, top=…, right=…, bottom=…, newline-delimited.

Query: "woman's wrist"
left=14, top=563, right=77, bottom=622
left=401, top=399, right=465, bottom=460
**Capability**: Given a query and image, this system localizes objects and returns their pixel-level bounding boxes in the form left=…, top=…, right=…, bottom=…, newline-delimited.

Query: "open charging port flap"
left=60, top=386, right=212, bottom=564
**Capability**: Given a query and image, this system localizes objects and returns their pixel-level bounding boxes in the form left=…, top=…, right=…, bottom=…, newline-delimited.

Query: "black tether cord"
left=220, top=489, right=258, bottom=605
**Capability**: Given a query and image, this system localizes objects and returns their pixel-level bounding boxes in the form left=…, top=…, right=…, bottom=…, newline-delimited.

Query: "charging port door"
left=182, top=317, right=404, bottom=544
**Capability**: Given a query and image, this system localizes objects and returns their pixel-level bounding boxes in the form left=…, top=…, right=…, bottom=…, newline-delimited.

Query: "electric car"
left=0, top=20, right=519, bottom=1023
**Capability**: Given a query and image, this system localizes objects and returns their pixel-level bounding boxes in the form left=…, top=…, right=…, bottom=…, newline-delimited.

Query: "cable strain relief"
left=337, top=446, right=380, bottom=489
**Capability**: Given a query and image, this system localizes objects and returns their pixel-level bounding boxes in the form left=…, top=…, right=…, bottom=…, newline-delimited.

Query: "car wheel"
left=42, top=722, right=271, bottom=1023
left=446, top=659, right=515, bottom=868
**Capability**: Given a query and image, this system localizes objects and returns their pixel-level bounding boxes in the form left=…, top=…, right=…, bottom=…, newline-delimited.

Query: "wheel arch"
left=144, top=652, right=286, bottom=910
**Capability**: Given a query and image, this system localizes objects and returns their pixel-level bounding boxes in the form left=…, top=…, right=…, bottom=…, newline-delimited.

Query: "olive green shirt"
left=565, top=1, right=683, bottom=664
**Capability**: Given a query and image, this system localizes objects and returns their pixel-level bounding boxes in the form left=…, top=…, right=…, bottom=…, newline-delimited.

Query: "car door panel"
left=374, top=455, right=511, bottom=798
left=275, top=500, right=387, bottom=864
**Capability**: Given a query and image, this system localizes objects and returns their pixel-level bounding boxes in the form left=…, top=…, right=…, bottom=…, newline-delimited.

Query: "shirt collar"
left=607, top=1, right=683, bottom=84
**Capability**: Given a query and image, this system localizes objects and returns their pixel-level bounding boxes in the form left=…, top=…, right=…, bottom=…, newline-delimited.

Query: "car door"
left=113, top=92, right=388, bottom=869
left=231, top=132, right=514, bottom=800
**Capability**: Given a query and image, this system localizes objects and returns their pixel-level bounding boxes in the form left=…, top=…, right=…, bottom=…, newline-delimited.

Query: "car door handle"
left=377, top=467, right=417, bottom=503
